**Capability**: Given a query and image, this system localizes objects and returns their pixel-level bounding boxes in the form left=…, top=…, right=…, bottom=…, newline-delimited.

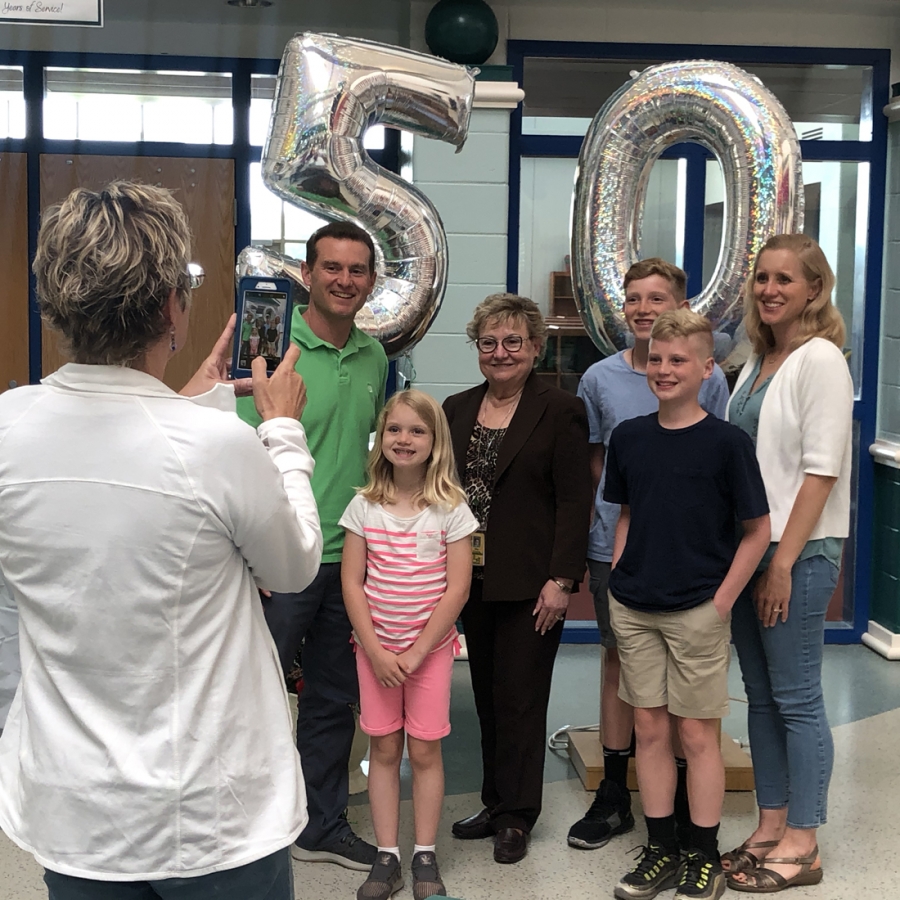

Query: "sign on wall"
left=0, top=0, right=102, bottom=26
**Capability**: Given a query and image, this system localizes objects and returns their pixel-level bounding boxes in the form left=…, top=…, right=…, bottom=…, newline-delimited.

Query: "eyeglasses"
left=186, top=262, right=205, bottom=290
left=474, top=335, right=525, bottom=354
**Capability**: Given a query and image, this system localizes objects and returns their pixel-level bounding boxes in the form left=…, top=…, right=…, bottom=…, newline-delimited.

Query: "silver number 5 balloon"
left=258, top=32, right=476, bottom=358
left=572, top=60, right=804, bottom=357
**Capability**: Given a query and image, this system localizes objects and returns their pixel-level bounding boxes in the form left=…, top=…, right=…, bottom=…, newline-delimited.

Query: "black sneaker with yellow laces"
left=674, top=849, right=725, bottom=900
left=614, top=842, right=683, bottom=900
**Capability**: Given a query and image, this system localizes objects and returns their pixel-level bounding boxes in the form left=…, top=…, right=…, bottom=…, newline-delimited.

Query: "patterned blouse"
left=464, top=422, right=507, bottom=577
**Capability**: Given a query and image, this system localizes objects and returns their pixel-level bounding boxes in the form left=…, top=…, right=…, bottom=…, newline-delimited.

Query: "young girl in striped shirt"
left=340, top=389, right=478, bottom=900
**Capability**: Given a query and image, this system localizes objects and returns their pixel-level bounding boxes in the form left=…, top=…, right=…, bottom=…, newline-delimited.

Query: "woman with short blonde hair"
left=0, top=181, right=321, bottom=900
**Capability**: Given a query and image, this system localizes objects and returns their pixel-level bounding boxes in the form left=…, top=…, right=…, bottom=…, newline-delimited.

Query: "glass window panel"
left=519, top=155, right=685, bottom=313
left=703, top=160, right=726, bottom=287
left=523, top=116, right=592, bottom=136
left=518, top=156, right=577, bottom=313
left=250, top=74, right=276, bottom=146
left=801, top=159, right=867, bottom=395
left=249, top=162, right=284, bottom=243
left=0, top=66, right=25, bottom=139
left=43, top=68, right=233, bottom=144
left=283, top=202, right=328, bottom=241
left=77, top=94, right=143, bottom=142
left=640, top=158, right=684, bottom=267
left=522, top=57, right=870, bottom=140
left=143, top=98, right=213, bottom=144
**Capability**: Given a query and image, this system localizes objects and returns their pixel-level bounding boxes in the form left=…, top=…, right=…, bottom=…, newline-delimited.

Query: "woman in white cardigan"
left=724, top=234, right=853, bottom=894
left=0, top=182, right=322, bottom=900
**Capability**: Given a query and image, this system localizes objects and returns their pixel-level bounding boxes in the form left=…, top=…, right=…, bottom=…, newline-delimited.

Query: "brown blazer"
left=443, top=371, right=592, bottom=602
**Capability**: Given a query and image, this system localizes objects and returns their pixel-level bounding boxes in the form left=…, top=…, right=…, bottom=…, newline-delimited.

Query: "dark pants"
left=460, top=580, right=563, bottom=833
left=44, top=848, right=293, bottom=900
left=263, top=562, right=358, bottom=850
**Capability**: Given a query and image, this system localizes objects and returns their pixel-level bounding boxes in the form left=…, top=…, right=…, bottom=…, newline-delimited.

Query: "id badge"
left=472, top=531, right=486, bottom=567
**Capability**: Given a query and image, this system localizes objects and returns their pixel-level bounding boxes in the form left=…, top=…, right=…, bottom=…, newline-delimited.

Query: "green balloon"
left=425, top=0, right=499, bottom=66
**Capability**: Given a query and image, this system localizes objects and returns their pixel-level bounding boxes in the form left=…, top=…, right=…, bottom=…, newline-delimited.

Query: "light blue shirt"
left=577, top=350, right=730, bottom=562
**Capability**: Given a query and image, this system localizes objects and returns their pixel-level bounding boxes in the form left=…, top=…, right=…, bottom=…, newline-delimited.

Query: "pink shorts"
left=355, top=641, right=454, bottom=741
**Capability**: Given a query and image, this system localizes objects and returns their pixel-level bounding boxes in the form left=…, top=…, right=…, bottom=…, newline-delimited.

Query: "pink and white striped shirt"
left=339, top=495, right=479, bottom=653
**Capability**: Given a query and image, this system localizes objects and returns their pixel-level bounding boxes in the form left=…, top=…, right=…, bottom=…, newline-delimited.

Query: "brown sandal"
left=721, top=839, right=779, bottom=874
left=727, top=845, right=823, bottom=893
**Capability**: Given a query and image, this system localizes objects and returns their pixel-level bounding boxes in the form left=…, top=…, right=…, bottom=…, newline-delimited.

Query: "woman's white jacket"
left=728, top=337, right=853, bottom=542
left=0, top=364, right=321, bottom=881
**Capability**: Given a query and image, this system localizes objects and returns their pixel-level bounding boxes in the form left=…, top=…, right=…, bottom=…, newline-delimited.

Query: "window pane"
left=43, top=68, right=233, bottom=144
left=519, top=155, right=685, bottom=314
left=518, top=156, right=577, bottom=313
left=703, top=160, right=726, bottom=287
left=640, top=158, right=684, bottom=267
left=801, top=159, right=866, bottom=395
left=0, top=66, right=25, bottom=139
left=522, top=57, right=870, bottom=141
left=250, top=74, right=276, bottom=146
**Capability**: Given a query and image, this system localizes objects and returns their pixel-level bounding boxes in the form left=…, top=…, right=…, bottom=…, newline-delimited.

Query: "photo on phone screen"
left=233, top=277, right=293, bottom=379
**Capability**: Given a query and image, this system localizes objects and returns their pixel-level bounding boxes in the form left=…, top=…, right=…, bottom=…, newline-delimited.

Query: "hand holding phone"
left=180, top=313, right=253, bottom=398
left=252, top=344, right=307, bottom=423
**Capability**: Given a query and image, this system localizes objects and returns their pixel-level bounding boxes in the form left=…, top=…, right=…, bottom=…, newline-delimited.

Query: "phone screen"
left=237, top=289, right=289, bottom=373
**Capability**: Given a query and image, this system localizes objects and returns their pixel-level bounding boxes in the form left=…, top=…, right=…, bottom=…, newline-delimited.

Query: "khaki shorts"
left=608, top=592, right=731, bottom=719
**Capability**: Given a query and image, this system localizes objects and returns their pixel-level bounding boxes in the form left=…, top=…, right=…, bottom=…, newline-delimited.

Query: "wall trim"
left=870, top=439, right=900, bottom=469
left=474, top=81, right=525, bottom=109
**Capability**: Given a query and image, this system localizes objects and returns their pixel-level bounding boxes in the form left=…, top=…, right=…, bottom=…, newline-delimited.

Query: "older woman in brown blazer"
left=443, top=293, right=592, bottom=865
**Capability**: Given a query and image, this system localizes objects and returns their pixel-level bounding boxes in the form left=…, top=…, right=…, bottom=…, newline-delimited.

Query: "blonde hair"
left=650, top=308, right=714, bottom=357
left=360, top=389, right=467, bottom=510
left=34, top=181, right=192, bottom=366
left=743, top=233, right=846, bottom=356
left=623, top=257, right=687, bottom=302
left=465, top=293, right=547, bottom=347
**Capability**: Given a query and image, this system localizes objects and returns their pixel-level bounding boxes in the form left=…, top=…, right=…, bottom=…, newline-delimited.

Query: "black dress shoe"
left=493, top=827, right=528, bottom=864
left=451, top=808, right=493, bottom=839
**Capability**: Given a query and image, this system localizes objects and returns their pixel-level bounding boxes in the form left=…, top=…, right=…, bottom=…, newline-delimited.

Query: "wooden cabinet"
left=537, top=271, right=603, bottom=392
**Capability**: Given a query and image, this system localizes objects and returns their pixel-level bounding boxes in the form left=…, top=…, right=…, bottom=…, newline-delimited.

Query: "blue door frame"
left=0, top=48, right=400, bottom=388
left=506, top=39, right=891, bottom=644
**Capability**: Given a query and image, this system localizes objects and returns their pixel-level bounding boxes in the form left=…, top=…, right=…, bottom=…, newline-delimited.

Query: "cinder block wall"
left=410, top=109, right=510, bottom=404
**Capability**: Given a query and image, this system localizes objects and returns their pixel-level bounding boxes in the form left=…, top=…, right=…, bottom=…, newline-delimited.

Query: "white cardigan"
left=0, top=365, right=322, bottom=881
left=727, top=338, right=853, bottom=542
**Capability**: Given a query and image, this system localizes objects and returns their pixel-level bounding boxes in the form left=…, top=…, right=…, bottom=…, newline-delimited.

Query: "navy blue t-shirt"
left=604, top=413, right=769, bottom=613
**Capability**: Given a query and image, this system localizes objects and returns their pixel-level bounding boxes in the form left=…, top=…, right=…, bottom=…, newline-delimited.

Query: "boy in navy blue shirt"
left=605, top=310, right=770, bottom=900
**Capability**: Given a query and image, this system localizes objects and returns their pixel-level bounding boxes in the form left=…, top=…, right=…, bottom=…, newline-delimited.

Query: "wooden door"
left=39, top=155, right=235, bottom=391
left=0, top=152, right=29, bottom=394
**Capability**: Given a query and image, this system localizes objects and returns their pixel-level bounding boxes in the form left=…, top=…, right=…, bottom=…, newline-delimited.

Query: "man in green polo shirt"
left=237, top=221, right=388, bottom=871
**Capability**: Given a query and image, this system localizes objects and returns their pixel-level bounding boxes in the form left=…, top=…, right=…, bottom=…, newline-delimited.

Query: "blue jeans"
left=262, top=562, right=358, bottom=850
left=731, top=556, right=839, bottom=829
left=44, top=848, right=293, bottom=899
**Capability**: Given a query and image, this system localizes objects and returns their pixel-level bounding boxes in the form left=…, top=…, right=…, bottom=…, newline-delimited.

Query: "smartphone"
left=232, top=276, right=293, bottom=379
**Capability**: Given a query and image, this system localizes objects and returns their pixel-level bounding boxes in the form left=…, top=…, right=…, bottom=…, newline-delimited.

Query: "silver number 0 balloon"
left=572, top=60, right=804, bottom=357
left=253, top=33, right=475, bottom=359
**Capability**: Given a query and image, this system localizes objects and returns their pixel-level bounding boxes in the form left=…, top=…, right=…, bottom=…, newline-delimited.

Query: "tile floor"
left=2, top=644, right=899, bottom=898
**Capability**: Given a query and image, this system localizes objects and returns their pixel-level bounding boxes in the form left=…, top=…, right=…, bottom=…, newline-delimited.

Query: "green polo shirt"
left=236, top=307, right=388, bottom=562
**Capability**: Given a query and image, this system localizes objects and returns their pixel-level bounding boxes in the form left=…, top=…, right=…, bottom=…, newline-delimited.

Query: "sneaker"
left=411, top=850, right=447, bottom=899
left=356, top=852, right=404, bottom=900
left=614, top=843, right=683, bottom=900
left=567, top=779, right=635, bottom=849
left=292, top=831, right=378, bottom=871
left=674, top=850, right=725, bottom=900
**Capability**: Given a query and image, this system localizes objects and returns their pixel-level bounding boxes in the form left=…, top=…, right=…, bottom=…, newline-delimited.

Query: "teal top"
left=236, top=307, right=388, bottom=562
left=730, top=356, right=843, bottom=571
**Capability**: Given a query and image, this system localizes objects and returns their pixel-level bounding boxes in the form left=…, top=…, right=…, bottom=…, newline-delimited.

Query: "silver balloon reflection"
left=252, top=32, right=475, bottom=358
left=237, top=246, right=308, bottom=296
left=572, top=60, right=804, bottom=358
